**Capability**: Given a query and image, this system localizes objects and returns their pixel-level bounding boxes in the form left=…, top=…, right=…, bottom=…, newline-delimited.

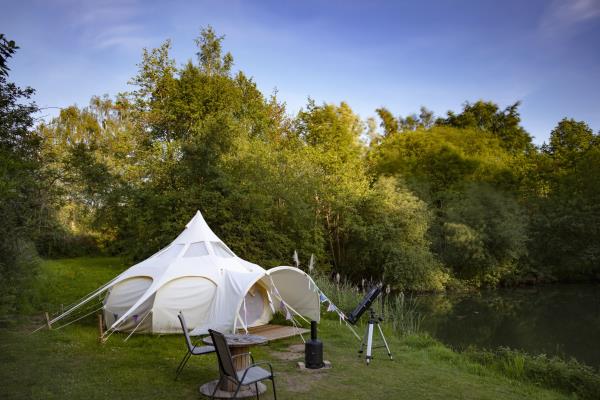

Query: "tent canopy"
left=50, top=211, right=320, bottom=337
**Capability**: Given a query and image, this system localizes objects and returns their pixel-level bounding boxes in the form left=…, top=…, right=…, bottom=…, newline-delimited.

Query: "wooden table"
left=199, top=334, right=268, bottom=398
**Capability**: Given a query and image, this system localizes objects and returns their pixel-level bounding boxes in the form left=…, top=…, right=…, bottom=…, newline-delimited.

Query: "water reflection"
left=417, top=284, right=600, bottom=368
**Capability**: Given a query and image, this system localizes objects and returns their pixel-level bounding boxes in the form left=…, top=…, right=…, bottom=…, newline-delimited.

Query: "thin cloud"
left=94, top=24, right=149, bottom=50
left=62, top=0, right=153, bottom=50
left=539, top=0, right=600, bottom=36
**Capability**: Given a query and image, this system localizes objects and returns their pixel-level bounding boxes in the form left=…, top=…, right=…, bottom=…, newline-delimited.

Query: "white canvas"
left=51, top=210, right=321, bottom=336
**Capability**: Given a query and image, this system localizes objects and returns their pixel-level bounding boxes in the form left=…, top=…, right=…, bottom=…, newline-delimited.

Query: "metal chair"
left=175, top=311, right=215, bottom=380
left=208, top=329, right=277, bottom=400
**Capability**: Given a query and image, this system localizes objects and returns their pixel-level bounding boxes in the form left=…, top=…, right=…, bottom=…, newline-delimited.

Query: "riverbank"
left=0, top=257, right=594, bottom=399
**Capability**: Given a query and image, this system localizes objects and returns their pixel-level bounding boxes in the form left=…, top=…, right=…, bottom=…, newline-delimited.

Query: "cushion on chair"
left=237, top=366, right=271, bottom=385
left=191, top=345, right=215, bottom=355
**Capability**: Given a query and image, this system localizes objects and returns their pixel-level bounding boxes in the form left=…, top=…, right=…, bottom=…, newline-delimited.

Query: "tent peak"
left=185, top=210, right=205, bottom=228
left=177, top=210, right=221, bottom=244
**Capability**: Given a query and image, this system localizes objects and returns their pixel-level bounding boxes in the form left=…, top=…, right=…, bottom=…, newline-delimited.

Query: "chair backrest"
left=178, top=312, right=194, bottom=351
left=209, top=329, right=238, bottom=381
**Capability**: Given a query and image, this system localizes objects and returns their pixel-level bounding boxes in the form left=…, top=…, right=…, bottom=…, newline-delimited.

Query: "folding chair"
left=175, top=311, right=215, bottom=380
left=208, top=329, right=277, bottom=399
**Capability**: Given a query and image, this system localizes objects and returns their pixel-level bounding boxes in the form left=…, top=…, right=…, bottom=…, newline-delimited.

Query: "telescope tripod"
left=358, top=309, right=393, bottom=365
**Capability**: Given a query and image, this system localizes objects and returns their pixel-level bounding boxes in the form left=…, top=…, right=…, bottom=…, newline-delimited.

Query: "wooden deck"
left=238, top=324, right=309, bottom=342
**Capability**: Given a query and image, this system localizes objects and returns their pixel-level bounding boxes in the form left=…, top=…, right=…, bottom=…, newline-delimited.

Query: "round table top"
left=202, top=333, right=268, bottom=347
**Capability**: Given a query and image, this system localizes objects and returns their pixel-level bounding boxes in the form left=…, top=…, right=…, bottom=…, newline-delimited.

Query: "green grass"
left=32, top=257, right=128, bottom=313
left=0, top=257, right=571, bottom=399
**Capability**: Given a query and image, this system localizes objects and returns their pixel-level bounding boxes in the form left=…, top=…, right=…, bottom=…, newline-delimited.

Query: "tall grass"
left=465, top=347, right=600, bottom=399
left=312, top=274, right=423, bottom=336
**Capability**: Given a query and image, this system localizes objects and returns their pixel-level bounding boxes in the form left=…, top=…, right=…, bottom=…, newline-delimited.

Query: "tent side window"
left=184, top=242, right=209, bottom=258
left=156, top=244, right=184, bottom=261
left=211, top=242, right=235, bottom=258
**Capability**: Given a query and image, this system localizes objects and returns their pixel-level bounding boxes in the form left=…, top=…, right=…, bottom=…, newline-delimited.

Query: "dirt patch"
left=269, top=343, right=306, bottom=360
left=279, top=370, right=326, bottom=393
left=270, top=351, right=303, bottom=361
left=287, top=344, right=304, bottom=353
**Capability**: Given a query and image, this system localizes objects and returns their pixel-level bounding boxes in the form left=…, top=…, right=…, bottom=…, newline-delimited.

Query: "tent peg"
left=44, top=312, right=52, bottom=330
left=97, top=313, right=105, bottom=344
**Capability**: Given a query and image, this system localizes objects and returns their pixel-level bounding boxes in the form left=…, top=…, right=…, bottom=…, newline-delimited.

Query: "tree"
left=375, top=106, right=435, bottom=135
left=195, top=26, right=233, bottom=77
left=0, top=35, right=43, bottom=315
left=530, top=145, right=600, bottom=280
left=437, top=100, right=533, bottom=153
left=370, top=126, right=520, bottom=197
left=375, top=107, right=399, bottom=137
left=296, top=101, right=368, bottom=270
left=419, top=106, right=435, bottom=129
left=297, top=101, right=364, bottom=162
left=366, top=116, right=381, bottom=145
left=369, top=124, right=529, bottom=287
left=344, top=177, right=446, bottom=291
left=546, top=118, right=596, bottom=171
left=440, top=184, right=528, bottom=286
left=70, top=27, right=285, bottom=261
left=399, top=113, right=420, bottom=131
left=0, top=34, right=17, bottom=77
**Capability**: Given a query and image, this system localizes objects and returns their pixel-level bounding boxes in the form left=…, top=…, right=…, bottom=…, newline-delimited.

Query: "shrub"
left=464, top=347, right=600, bottom=399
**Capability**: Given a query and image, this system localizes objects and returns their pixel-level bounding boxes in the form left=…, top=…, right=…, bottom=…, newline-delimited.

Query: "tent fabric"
left=79, top=210, right=321, bottom=336
left=242, top=282, right=271, bottom=327
left=103, top=277, right=154, bottom=331
left=267, top=267, right=321, bottom=322
left=152, top=276, right=216, bottom=332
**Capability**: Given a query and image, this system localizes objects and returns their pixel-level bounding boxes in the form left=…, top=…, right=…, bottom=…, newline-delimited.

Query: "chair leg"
left=233, top=382, right=242, bottom=399
left=271, top=377, right=277, bottom=400
left=255, top=382, right=259, bottom=400
left=175, top=351, right=192, bottom=380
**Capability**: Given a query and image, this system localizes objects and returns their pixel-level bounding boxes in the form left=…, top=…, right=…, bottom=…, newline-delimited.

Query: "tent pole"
left=49, top=274, right=119, bottom=319
left=268, top=276, right=311, bottom=325
left=124, top=310, right=152, bottom=342
left=49, top=284, right=112, bottom=326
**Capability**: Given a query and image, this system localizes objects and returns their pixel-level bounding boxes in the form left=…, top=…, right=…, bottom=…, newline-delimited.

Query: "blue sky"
left=2, top=0, right=599, bottom=144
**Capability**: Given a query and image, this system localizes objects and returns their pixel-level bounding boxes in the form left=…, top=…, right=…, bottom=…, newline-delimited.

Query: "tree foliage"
left=436, top=100, right=533, bottom=153
left=0, top=35, right=44, bottom=315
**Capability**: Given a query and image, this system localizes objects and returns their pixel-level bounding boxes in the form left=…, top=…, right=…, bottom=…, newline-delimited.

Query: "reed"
left=312, top=274, right=423, bottom=336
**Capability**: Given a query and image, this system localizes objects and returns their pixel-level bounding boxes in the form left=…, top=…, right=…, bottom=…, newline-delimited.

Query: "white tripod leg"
left=377, top=323, right=393, bottom=360
left=366, top=322, right=374, bottom=365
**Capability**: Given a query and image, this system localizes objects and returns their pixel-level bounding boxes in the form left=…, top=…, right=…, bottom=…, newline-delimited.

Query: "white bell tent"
left=48, top=211, right=321, bottom=337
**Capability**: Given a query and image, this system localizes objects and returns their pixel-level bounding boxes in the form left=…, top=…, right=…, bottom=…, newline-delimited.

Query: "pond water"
left=416, top=284, right=600, bottom=369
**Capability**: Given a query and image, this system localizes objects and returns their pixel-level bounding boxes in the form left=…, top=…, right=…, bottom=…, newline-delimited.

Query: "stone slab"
left=296, top=360, right=332, bottom=371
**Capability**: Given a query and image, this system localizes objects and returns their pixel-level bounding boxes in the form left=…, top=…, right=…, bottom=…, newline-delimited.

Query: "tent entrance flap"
left=240, top=282, right=271, bottom=328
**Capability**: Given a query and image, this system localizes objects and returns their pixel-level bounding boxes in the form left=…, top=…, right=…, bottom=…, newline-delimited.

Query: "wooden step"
left=238, top=324, right=309, bottom=341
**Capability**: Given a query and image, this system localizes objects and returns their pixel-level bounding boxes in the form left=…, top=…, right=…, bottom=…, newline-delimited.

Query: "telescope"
left=345, top=283, right=392, bottom=365
left=346, top=284, right=382, bottom=325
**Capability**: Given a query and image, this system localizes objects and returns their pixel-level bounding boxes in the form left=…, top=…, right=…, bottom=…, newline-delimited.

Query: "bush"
left=464, top=347, right=600, bottom=399
left=0, top=240, right=40, bottom=323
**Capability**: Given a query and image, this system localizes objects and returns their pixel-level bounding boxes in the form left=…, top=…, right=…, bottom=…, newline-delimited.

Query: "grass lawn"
left=0, top=257, right=569, bottom=400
